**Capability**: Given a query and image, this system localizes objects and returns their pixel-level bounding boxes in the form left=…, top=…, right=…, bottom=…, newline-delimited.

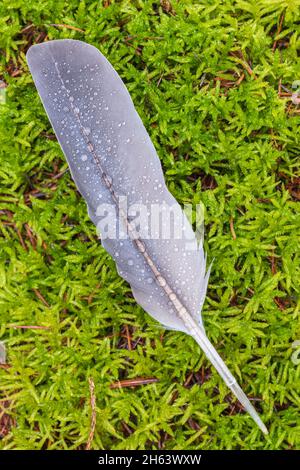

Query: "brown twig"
left=236, top=73, right=245, bottom=86
left=241, top=60, right=254, bottom=77
left=269, top=251, right=277, bottom=275
left=229, top=217, right=237, bottom=240
left=272, top=13, right=285, bottom=52
left=52, top=168, right=69, bottom=180
left=8, top=324, right=50, bottom=330
left=48, top=23, right=85, bottom=33
left=110, top=377, right=159, bottom=389
left=20, top=24, right=35, bottom=34
left=121, top=420, right=133, bottom=436
left=15, top=226, right=27, bottom=251
left=124, top=35, right=164, bottom=42
left=86, top=283, right=101, bottom=305
left=124, top=325, right=132, bottom=351
left=184, top=372, right=193, bottom=388
left=157, top=74, right=163, bottom=87
left=86, top=378, right=96, bottom=450
left=24, top=223, right=36, bottom=250
left=230, top=51, right=256, bottom=79
left=32, top=288, right=50, bottom=307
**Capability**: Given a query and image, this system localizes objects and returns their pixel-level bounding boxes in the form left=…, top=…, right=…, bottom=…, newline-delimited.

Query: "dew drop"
left=81, top=154, right=88, bottom=161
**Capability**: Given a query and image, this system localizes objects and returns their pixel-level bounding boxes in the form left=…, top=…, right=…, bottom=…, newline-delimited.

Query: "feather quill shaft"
left=26, top=39, right=268, bottom=434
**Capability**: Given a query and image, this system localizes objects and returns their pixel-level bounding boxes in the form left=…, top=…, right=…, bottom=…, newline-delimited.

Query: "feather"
left=27, top=39, right=268, bottom=434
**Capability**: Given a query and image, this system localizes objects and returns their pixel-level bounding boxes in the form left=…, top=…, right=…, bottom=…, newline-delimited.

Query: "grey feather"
left=27, top=39, right=268, bottom=434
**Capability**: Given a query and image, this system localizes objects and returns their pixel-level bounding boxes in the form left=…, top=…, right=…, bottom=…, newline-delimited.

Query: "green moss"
left=0, top=0, right=299, bottom=450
